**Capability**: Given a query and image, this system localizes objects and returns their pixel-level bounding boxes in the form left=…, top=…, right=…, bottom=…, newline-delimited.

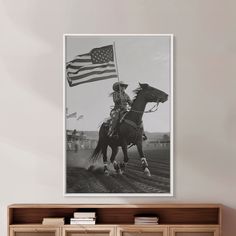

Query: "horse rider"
left=108, top=81, right=132, bottom=138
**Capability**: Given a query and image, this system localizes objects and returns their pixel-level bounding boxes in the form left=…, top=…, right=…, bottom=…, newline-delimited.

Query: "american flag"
left=66, top=45, right=117, bottom=87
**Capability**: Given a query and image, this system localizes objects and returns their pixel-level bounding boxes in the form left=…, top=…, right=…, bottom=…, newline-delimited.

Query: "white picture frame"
left=63, top=34, right=173, bottom=196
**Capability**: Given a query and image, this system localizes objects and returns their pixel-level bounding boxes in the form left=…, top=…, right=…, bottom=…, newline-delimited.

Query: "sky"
left=65, top=35, right=172, bottom=132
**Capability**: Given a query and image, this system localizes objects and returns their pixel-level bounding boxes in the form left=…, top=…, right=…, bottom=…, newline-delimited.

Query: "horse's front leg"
left=121, top=140, right=129, bottom=163
left=136, top=141, right=151, bottom=177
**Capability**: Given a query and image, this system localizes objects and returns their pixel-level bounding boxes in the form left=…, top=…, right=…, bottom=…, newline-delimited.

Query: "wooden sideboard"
left=8, top=204, right=222, bottom=236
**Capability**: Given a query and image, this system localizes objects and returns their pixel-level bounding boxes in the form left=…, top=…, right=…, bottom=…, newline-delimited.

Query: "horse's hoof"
left=144, top=167, right=151, bottom=177
left=120, top=162, right=126, bottom=175
left=113, top=161, right=120, bottom=174
left=104, top=166, right=109, bottom=176
left=87, top=165, right=94, bottom=171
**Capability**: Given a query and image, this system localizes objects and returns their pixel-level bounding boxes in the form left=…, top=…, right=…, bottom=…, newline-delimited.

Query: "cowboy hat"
left=113, top=81, right=128, bottom=91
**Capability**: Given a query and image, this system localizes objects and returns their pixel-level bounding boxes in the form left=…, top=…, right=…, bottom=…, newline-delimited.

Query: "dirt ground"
left=66, top=147, right=170, bottom=194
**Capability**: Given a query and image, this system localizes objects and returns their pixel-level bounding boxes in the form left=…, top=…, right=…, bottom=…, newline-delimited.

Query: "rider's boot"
left=108, top=113, right=119, bottom=138
left=108, top=125, right=115, bottom=138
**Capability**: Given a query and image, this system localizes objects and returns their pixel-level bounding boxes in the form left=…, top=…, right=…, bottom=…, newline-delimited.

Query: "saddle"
left=104, top=110, right=126, bottom=139
left=105, top=111, right=127, bottom=126
left=105, top=111, right=147, bottom=141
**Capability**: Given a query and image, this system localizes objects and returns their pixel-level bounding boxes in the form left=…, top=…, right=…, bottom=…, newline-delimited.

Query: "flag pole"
left=113, top=42, right=122, bottom=100
left=113, top=42, right=120, bottom=83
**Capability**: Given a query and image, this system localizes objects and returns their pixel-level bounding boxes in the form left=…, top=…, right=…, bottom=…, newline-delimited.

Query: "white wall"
left=0, top=0, right=236, bottom=235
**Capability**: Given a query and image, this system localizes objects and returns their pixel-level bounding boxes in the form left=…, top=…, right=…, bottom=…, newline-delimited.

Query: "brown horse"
left=90, top=83, right=168, bottom=176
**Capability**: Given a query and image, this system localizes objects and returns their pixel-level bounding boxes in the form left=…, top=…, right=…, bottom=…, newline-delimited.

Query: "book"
left=73, top=212, right=96, bottom=218
left=134, top=214, right=159, bottom=225
left=42, top=218, right=64, bottom=225
left=70, top=218, right=96, bottom=221
left=70, top=218, right=96, bottom=225
left=70, top=221, right=96, bottom=225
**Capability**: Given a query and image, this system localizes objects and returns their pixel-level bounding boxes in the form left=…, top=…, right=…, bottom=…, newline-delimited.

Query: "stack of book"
left=42, top=218, right=64, bottom=225
left=70, top=212, right=96, bottom=225
left=134, top=214, right=159, bottom=225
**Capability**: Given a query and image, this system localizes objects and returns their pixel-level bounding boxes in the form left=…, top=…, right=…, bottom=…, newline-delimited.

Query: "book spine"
left=70, top=221, right=95, bottom=225
left=70, top=218, right=96, bottom=221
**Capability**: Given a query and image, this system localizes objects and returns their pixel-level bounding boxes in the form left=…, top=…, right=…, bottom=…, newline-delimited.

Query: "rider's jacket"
left=112, top=91, right=132, bottom=111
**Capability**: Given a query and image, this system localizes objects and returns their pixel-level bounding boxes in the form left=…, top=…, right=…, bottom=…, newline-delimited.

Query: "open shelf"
left=8, top=204, right=221, bottom=225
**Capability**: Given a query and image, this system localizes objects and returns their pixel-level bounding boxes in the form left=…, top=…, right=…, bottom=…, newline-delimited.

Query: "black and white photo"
left=64, top=34, right=173, bottom=196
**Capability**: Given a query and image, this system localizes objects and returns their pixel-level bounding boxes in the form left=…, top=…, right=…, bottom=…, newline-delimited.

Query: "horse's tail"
left=90, top=123, right=107, bottom=163
left=90, top=138, right=102, bottom=163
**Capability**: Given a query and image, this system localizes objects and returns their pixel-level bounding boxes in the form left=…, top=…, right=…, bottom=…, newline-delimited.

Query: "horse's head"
left=138, top=83, right=168, bottom=103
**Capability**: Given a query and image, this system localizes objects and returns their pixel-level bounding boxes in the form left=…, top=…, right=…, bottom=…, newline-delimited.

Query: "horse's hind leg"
left=136, top=141, right=151, bottom=177
left=102, top=144, right=109, bottom=175
left=119, top=140, right=129, bottom=174
left=110, top=146, right=118, bottom=163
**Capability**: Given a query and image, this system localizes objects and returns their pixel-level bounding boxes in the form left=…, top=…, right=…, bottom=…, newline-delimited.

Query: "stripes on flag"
left=66, top=45, right=117, bottom=87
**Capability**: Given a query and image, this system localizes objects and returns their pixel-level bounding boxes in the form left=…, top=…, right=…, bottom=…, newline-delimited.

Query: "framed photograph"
left=63, top=34, right=173, bottom=196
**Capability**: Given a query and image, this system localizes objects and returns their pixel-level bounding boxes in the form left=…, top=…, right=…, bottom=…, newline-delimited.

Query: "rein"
left=129, top=102, right=160, bottom=114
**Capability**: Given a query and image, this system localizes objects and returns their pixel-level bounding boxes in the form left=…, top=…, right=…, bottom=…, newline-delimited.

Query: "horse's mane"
left=132, top=86, right=143, bottom=103
left=108, top=85, right=145, bottom=103
left=109, top=86, right=143, bottom=99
